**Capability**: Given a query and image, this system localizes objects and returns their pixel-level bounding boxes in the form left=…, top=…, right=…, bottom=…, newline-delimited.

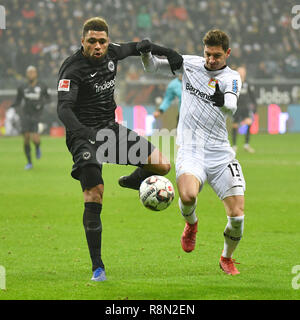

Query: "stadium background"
left=0, top=0, right=300, bottom=302
left=0, top=0, right=300, bottom=136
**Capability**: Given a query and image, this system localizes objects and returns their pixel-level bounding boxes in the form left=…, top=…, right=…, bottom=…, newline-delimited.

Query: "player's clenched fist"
left=136, top=39, right=152, bottom=54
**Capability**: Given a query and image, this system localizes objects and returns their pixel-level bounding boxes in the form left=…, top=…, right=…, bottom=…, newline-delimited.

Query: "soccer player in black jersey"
left=11, top=65, right=50, bottom=170
left=231, top=66, right=257, bottom=153
left=57, top=17, right=183, bottom=281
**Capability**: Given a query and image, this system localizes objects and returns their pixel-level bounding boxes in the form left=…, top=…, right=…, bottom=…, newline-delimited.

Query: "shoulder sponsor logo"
left=90, top=72, right=97, bottom=78
left=232, top=79, right=238, bottom=93
left=58, top=79, right=70, bottom=92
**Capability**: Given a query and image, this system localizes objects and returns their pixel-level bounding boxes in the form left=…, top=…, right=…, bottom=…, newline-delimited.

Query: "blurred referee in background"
left=231, top=66, right=256, bottom=153
left=11, top=65, right=50, bottom=170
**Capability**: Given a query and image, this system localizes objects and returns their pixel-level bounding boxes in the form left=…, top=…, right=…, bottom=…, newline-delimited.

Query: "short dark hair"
left=82, top=17, right=109, bottom=37
left=203, top=29, right=230, bottom=52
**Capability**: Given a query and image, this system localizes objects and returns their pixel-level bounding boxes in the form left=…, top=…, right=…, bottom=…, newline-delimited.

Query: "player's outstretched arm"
left=137, top=39, right=183, bottom=75
left=141, top=52, right=172, bottom=75
left=110, top=42, right=140, bottom=60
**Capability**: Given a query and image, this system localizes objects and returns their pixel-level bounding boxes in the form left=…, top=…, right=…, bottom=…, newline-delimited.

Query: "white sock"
left=222, top=215, right=244, bottom=258
left=179, top=198, right=198, bottom=225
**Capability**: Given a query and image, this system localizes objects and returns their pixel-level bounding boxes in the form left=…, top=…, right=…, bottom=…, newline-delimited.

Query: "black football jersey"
left=12, top=81, right=50, bottom=115
left=57, top=42, right=139, bottom=130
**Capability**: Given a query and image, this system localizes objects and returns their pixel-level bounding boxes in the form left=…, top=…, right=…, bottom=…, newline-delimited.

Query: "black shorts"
left=21, top=114, right=40, bottom=133
left=233, top=106, right=253, bottom=124
left=66, top=122, right=156, bottom=182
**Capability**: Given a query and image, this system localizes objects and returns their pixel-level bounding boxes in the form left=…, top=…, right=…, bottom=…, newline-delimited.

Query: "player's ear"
left=226, top=48, right=231, bottom=58
left=81, top=37, right=84, bottom=46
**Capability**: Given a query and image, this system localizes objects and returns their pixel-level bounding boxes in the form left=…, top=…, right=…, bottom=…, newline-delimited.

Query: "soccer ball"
left=139, top=175, right=175, bottom=211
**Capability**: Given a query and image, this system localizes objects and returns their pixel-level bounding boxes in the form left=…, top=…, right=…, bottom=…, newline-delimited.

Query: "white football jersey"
left=177, top=55, right=242, bottom=148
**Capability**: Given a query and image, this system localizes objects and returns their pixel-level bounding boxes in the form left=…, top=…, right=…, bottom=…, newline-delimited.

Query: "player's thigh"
left=31, top=132, right=40, bottom=143
left=175, top=148, right=206, bottom=204
left=177, top=173, right=201, bottom=205
left=21, top=116, right=33, bottom=135
left=110, top=123, right=156, bottom=167
left=209, top=159, right=246, bottom=201
left=23, top=132, right=31, bottom=143
left=69, top=138, right=102, bottom=183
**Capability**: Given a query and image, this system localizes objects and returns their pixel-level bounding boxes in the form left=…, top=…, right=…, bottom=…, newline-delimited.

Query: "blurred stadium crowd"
left=1, top=0, right=299, bottom=89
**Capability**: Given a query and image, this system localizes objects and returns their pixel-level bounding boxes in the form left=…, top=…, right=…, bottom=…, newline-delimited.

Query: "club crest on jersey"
left=208, top=78, right=217, bottom=89
left=58, top=79, right=70, bottom=92
left=82, top=151, right=91, bottom=160
left=108, top=60, right=115, bottom=72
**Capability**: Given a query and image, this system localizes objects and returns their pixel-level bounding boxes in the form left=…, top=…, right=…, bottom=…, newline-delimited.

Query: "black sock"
left=232, top=128, right=237, bottom=146
left=24, top=143, right=31, bottom=164
left=83, top=202, right=104, bottom=271
left=245, top=125, right=251, bottom=144
left=34, top=141, right=40, bottom=151
left=127, top=167, right=156, bottom=187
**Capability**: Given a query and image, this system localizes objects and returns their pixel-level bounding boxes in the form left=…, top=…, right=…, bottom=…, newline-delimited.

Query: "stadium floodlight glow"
left=0, top=5, right=5, bottom=29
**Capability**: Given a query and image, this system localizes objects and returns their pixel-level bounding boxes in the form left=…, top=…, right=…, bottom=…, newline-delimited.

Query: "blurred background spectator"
left=0, top=0, right=299, bottom=90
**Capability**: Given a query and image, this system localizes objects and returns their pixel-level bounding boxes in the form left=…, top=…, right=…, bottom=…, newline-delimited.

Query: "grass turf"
left=0, top=133, right=300, bottom=300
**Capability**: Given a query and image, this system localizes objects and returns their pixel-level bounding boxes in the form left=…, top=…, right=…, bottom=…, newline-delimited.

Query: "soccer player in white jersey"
left=137, top=30, right=246, bottom=275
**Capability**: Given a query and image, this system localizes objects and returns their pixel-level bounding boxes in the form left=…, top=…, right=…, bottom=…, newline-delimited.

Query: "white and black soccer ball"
left=139, top=175, right=175, bottom=211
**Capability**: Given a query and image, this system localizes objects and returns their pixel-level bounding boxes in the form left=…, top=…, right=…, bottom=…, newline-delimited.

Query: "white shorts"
left=175, top=145, right=246, bottom=200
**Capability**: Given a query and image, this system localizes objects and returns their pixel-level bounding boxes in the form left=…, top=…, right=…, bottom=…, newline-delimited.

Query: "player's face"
left=26, top=69, right=37, bottom=82
left=204, top=45, right=231, bottom=71
left=81, top=30, right=109, bottom=61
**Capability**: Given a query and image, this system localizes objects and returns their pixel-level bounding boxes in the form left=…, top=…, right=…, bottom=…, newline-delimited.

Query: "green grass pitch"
left=0, top=133, right=300, bottom=300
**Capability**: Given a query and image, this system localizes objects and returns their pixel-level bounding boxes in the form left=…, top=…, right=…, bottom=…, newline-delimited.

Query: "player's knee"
left=244, top=118, right=252, bottom=126
left=24, top=136, right=30, bottom=144
left=159, top=162, right=171, bottom=176
left=180, top=191, right=197, bottom=206
left=147, top=162, right=171, bottom=176
left=228, top=205, right=244, bottom=217
left=83, top=185, right=103, bottom=203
